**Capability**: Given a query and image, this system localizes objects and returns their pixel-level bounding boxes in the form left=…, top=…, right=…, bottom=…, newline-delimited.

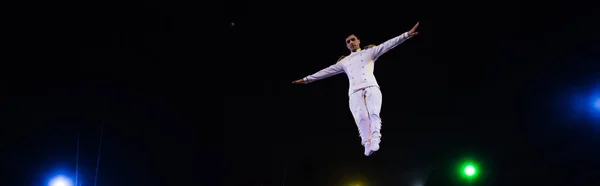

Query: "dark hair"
left=345, top=34, right=358, bottom=43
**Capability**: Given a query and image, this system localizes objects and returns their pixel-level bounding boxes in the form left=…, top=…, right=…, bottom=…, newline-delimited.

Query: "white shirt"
left=303, top=32, right=412, bottom=96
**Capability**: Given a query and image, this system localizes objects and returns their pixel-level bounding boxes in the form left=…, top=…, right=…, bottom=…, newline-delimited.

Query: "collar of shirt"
left=351, top=48, right=362, bottom=54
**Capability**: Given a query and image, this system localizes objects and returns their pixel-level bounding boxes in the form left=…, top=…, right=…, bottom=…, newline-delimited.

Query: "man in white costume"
left=292, top=22, right=420, bottom=156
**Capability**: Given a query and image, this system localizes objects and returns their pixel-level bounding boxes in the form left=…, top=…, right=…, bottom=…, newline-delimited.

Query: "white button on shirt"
left=303, top=32, right=412, bottom=96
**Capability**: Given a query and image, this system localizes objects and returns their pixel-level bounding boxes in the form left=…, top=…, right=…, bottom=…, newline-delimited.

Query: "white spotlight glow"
left=49, top=175, right=73, bottom=186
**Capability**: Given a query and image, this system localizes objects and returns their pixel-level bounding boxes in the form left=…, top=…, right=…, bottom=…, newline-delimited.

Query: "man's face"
left=346, top=35, right=361, bottom=52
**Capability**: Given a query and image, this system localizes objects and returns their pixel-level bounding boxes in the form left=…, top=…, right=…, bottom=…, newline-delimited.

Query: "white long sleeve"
left=371, top=32, right=412, bottom=60
left=302, top=32, right=413, bottom=95
left=304, top=63, right=344, bottom=83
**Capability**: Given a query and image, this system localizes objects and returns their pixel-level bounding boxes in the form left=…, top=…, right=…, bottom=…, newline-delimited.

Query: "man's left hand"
left=407, top=22, right=419, bottom=37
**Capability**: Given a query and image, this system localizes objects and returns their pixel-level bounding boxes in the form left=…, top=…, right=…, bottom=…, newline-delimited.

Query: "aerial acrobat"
left=293, top=22, right=420, bottom=156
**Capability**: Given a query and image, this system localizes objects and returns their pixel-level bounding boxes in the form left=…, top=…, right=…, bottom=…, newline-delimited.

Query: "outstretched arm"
left=371, top=22, right=420, bottom=60
left=292, top=63, right=344, bottom=84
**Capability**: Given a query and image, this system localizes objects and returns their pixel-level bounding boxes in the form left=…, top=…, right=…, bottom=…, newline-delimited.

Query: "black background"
left=3, top=0, right=600, bottom=185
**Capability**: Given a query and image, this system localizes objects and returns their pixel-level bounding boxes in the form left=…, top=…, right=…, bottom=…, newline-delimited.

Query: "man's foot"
left=370, top=137, right=380, bottom=152
left=364, top=142, right=373, bottom=156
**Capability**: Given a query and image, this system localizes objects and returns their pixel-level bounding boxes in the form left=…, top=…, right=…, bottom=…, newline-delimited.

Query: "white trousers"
left=349, top=86, right=382, bottom=146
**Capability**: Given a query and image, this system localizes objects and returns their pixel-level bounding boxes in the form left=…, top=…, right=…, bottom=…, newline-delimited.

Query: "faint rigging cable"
left=75, top=132, right=80, bottom=186
left=282, top=159, right=287, bottom=186
left=93, top=124, right=104, bottom=186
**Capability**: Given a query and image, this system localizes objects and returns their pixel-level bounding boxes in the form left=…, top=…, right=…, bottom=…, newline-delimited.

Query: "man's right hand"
left=292, top=78, right=306, bottom=84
